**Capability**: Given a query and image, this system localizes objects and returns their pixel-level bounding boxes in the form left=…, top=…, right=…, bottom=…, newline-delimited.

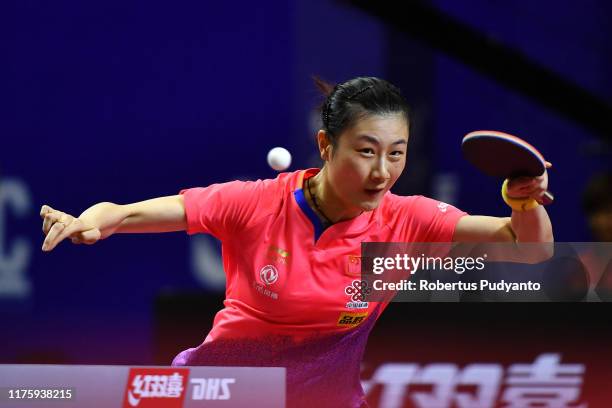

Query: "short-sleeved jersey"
left=172, top=169, right=467, bottom=408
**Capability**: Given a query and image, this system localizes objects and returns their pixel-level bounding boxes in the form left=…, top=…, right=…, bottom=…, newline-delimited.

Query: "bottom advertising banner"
left=0, top=365, right=285, bottom=408
left=362, top=353, right=588, bottom=408
left=362, top=301, right=611, bottom=408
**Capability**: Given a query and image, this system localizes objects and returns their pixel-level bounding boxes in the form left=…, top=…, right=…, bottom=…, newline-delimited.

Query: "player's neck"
left=307, top=170, right=362, bottom=225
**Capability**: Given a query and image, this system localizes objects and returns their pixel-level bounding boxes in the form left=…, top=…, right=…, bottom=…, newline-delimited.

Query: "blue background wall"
left=1, top=0, right=610, bottom=365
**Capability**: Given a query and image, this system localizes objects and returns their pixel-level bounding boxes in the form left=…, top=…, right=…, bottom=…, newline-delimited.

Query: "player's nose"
left=370, top=159, right=390, bottom=183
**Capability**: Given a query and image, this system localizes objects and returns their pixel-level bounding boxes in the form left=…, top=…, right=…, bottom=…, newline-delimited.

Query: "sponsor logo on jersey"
left=337, top=312, right=368, bottom=327
left=437, top=202, right=449, bottom=213
left=260, top=264, right=279, bottom=285
left=252, top=281, right=279, bottom=300
left=345, top=280, right=371, bottom=309
left=123, top=368, right=189, bottom=408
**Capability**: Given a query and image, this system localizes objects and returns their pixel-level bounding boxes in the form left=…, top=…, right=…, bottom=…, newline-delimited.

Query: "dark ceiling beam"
left=347, top=0, right=612, bottom=140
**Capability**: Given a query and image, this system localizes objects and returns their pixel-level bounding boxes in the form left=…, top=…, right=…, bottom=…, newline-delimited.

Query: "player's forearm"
left=79, top=195, right=186, bottom=237
left=115, top=195, right=187, bottom=234
left=510, top=206, right=554, bottom=243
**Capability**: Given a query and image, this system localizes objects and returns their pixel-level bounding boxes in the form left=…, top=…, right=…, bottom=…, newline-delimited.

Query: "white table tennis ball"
left=267, top=147, right=292, bottom=171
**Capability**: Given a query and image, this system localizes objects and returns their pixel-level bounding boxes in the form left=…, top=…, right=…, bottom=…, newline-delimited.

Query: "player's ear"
left=317, top=130, right=332, bottom=161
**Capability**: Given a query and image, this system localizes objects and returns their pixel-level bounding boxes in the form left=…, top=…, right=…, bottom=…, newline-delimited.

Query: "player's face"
left=327, top=113, right=408, bottom=212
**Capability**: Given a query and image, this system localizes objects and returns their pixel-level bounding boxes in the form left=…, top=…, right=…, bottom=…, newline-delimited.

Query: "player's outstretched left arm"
left=41, top=195, right=187, bottom=252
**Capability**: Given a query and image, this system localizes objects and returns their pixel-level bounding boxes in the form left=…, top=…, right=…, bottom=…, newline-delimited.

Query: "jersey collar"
left=292, top=169, right=376, bottom=245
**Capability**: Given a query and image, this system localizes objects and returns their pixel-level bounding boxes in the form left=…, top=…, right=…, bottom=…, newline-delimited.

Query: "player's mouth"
left=364, top=188, right=385, bottom=198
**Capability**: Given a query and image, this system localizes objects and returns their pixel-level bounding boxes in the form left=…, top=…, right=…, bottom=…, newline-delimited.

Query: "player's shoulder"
left=219, top=170, right=298, bottom=195
left=246, top=169, right=302, bottom=195
left=380, top=192, right=427, bottom=212
left=379, top=193, right=458, bottom=219
left=258, top=168, right=317, bottom=194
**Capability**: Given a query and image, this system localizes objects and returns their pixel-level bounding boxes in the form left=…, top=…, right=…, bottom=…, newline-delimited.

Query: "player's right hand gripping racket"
left=461, top=130, right=554, bottom=205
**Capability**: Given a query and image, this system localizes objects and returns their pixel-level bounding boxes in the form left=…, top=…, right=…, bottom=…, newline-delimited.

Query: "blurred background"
left=2, top=0, right=611, bottom=406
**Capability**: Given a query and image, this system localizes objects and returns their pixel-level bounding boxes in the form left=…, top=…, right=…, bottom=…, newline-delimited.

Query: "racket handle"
left=541, top=191, right=554, bottom=205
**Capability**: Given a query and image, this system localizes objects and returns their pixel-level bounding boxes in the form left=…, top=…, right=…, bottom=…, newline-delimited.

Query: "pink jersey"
left=173, top=169, right=466, bottom=408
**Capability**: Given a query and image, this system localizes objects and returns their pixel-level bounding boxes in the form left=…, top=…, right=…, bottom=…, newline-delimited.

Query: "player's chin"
left=358, top=196, right=384, bottom=211
left=360, top=203, right=380, bottom=212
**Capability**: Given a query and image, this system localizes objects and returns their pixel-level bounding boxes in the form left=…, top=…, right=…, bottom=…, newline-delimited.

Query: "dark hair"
left=313, top=76, right=410, bottom=147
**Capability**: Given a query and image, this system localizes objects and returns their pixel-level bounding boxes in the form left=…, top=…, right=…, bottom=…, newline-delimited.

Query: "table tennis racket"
left=461, top=130, right=554, bottom=205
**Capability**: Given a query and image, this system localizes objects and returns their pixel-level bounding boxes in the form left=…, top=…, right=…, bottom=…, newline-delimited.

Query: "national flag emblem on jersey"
left=123, top=368, right=189, bottom=408
left=346, top=254, right=362, bottom=277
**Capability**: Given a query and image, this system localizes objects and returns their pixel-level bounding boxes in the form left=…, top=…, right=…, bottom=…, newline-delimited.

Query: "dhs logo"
left=123, top=368, right=189, bottom=408
left=259, top=265, right=279, bottom=285
left=190, top=378, right=235, bottom=400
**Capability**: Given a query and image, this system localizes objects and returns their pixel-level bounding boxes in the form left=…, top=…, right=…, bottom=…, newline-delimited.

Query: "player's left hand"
left=506, top=161, right=551, bottom=204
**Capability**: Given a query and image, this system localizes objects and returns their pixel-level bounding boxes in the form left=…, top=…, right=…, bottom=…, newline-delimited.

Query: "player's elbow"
left=506, top=220, right=554, bottom=264
left=513, top=241, right=554, bottom=264
left=512, top=227, right=555, bottom=263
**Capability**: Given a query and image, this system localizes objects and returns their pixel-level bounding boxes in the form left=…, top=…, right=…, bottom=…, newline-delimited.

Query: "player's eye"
left=359, top=148, right=375, bottom=156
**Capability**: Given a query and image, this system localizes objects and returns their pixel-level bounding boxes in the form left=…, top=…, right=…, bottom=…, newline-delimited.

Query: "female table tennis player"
left=40, top=77, right=553, bottom=408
